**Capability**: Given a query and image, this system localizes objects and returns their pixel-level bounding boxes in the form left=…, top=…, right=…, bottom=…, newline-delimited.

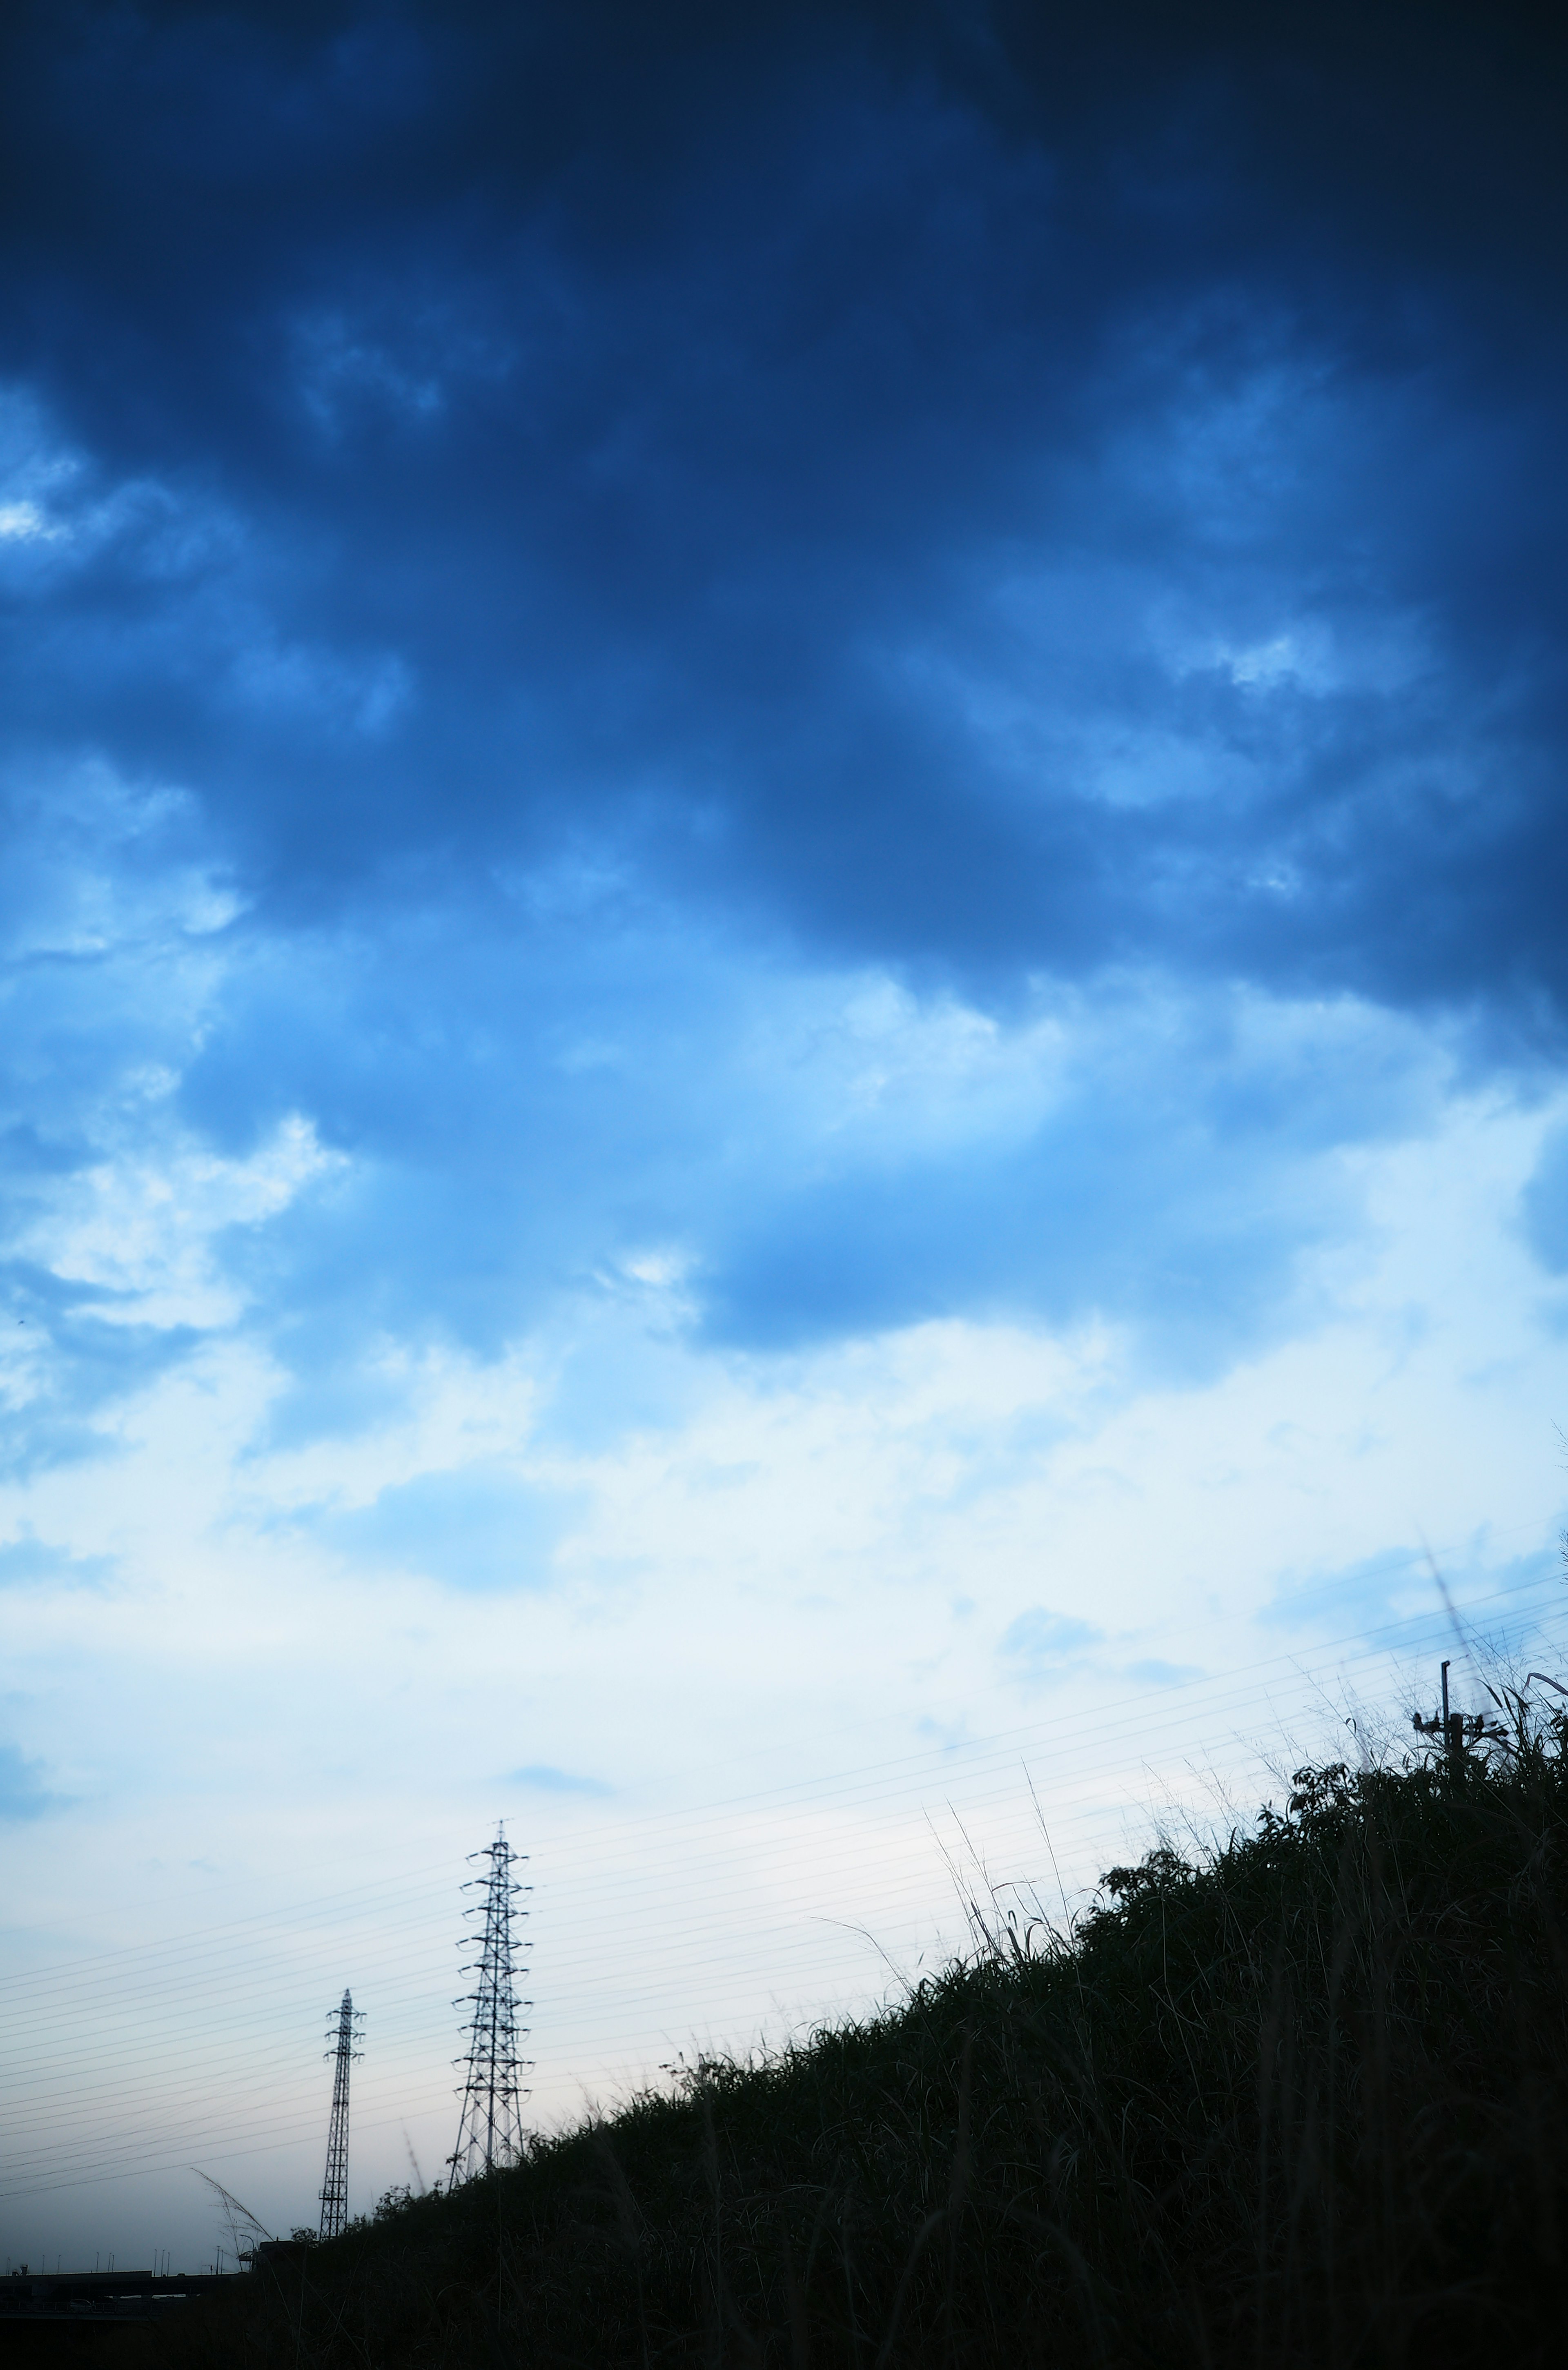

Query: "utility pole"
left=448, top=1824, right=532, bottom=2185
left=318, top=1989, right=364, bottom=2241
left=1412, top=1660, right=1503, bottom=1766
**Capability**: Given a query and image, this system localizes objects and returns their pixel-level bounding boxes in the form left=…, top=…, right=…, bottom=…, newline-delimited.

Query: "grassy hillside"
left=144, top=1712, right=1568, bottom=2367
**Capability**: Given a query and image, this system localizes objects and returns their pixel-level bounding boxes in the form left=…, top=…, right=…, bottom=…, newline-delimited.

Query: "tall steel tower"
left=318, top=1989, right=363, bottom=2241
left=448, top=1824, right=532, bottom=2185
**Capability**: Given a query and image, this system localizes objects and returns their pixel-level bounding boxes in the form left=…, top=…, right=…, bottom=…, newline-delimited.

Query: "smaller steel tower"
left=318, top=1988, right=364, bottom=2241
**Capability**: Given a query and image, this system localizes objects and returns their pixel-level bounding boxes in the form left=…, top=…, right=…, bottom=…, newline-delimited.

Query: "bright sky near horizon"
left=2, top=0, right=1567, bottom=2271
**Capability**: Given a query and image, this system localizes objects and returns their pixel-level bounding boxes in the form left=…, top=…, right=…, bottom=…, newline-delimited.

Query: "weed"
left=143, top=1714, right=1568, bottom=2367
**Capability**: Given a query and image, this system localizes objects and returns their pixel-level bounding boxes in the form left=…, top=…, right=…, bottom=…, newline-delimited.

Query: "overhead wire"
left=2, top=1554, right=1563, bottom=2207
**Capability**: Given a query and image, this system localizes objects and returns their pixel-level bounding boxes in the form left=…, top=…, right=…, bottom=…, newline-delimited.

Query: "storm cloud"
left=0, top=0, right=1563, bottom=1400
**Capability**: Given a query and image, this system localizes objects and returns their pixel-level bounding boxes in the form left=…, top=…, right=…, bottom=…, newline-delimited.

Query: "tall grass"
left=147, top=1713, right=1568, bottom=2367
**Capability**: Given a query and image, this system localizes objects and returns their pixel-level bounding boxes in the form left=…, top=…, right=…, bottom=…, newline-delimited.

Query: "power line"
left=1, top=1560, right=1561, bottom=2212
left=5, top=1511, right=1557, bottom=2008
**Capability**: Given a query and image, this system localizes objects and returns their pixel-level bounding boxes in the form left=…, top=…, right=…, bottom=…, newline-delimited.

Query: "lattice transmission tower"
left=318, top=1988, right=364, bottom=2241
left=448, top=1824, right=532, bottom=2184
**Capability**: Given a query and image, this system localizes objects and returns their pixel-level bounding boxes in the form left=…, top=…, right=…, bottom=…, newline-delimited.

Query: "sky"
left=2, top=0, right=1568, bottom=2268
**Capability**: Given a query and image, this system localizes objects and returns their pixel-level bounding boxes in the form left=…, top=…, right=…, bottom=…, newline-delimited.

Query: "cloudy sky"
left=3, top=0, right=1567, bottom=2265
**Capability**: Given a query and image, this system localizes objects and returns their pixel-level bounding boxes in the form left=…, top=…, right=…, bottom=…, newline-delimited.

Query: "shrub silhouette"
left=151, top=1714, right=1568, bottom=2366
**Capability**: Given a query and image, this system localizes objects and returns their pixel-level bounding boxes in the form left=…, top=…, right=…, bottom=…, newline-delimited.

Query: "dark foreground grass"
left=141, top=1722, right=1568, bottom=2367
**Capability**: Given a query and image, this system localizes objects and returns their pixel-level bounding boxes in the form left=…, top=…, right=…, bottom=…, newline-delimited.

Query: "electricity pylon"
left=318, top=1989, right=364, bottom=2240
left=448, top=1824, right=532, bottom=2185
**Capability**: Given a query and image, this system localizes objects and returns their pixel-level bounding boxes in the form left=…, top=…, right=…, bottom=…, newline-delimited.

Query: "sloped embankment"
left=149, top=1724, right=1568, bottom=2367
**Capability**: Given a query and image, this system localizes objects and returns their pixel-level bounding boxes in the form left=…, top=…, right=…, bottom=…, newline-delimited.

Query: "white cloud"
left=0, top=499, right=62, bottom=543
left=11, top=1114, right=343, bottom=1331
left=2, top=1067, right=1566, bottom=2270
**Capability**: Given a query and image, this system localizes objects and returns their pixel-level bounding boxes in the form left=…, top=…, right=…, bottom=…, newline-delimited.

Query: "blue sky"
left=2, top=0, right=1567, bottom=2263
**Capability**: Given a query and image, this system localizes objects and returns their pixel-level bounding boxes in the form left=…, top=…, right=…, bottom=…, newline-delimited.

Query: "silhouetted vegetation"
left=143, top=1709, right=1568, bottom=2366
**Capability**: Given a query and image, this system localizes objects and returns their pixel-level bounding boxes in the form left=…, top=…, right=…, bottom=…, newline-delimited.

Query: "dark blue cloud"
left=0, top=1260, right=201, bottom=1478
left=697, top=995, right=1391, bottom=1364
left=0, top=0, right=1560, bottom=1009
left=163, top=883, right=1428, bottom=1398
left=0, top=1, right=1561, bottom=1437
